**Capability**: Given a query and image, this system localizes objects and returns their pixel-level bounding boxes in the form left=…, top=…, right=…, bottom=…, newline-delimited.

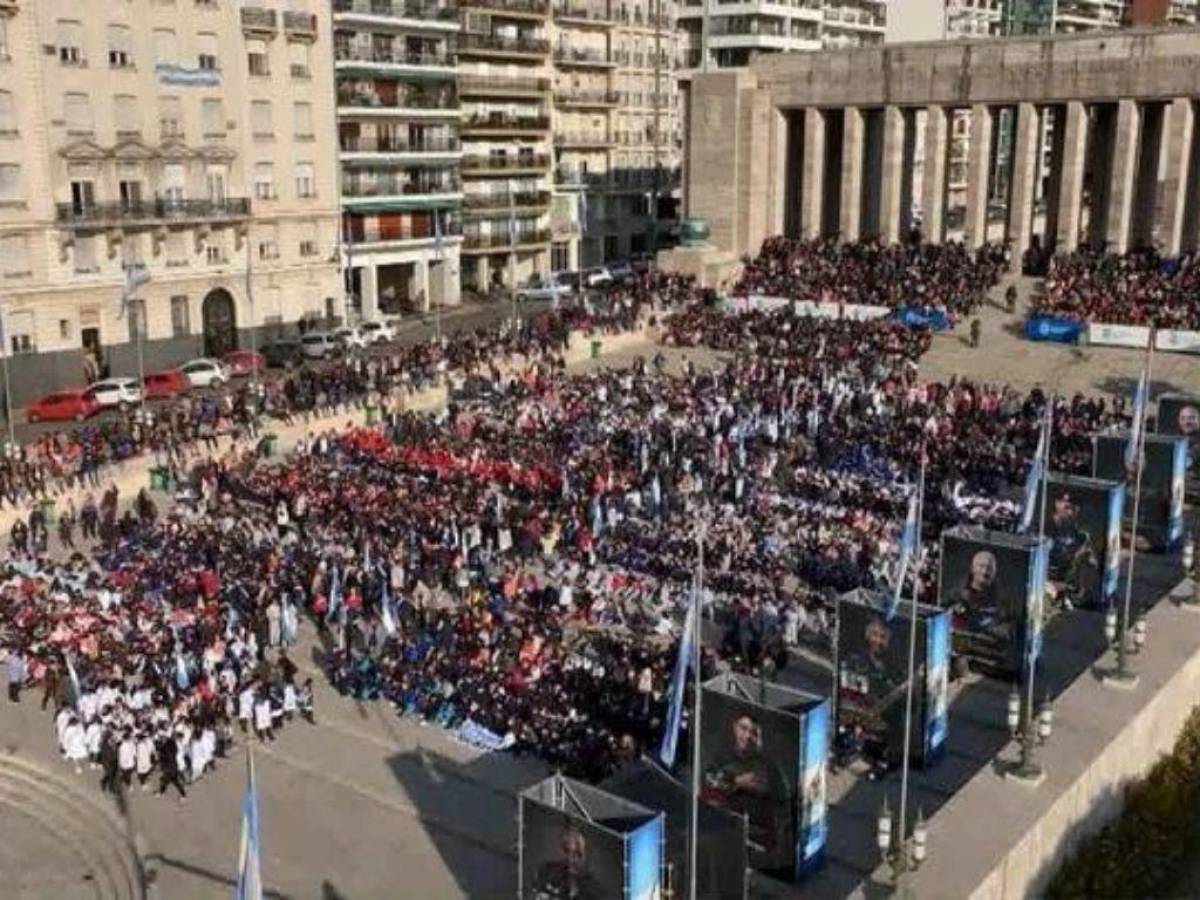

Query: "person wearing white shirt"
left=238, top=686, right=254, bottom=733
left=85, top=720, right=104, bottom=768
left=135, top=735, right=155, bottom=790
left=62, top=717, right=88, bottom=774
left=253, top=694, right=274, bottom=742
left=117, top=732, right=136, bottom=788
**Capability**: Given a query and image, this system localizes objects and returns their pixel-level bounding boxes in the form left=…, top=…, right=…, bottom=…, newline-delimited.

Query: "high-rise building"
left=0, top=0, right=341, bottom=404
left=333, top=0, right=463, bottom=319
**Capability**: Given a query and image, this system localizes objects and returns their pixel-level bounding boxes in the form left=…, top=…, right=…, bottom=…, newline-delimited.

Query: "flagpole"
left=1114, top=339, right=1154, bottom=685
left=688, top=525, right=705, bottom=900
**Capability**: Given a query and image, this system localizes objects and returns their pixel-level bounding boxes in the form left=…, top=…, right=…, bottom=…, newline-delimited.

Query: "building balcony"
left=460, top=0, right=549, bottom=19
left=344, top=178, right=463, bottom=199
left=56, top=198, right=251, bottom=228
left=333, top=0, right=460, bottom=27
left=461, top=113, right=551, bottom=136
left=337, top=91, right=460, bottom=117
left=463, top=190, right=551, bottom=212
left=612, top=49, right=670, bottom=69
left=461, top=229, right=552, bottom=252
left=283, top=11, right=318, bottom=40
left=458, top=75, right=551, bottom=98
left=335, top=46, right=457, bottom=73
left=554, top=46, right=616, bottom=67
left=554, top=131, right=613, bottom=148
left=553, top=3, right=616, bottom=26
left=347, top=218, right=463, bottom=247
left=240, top=6, right=279, bottom=37
left=457, top=32, right=551, bottom=58
left=340, top=135, right=462, bottom=155
left=462, top=153, right=550, bottom=175
left=555, top=89, right=619, bottom=108
left=613, top=8, right=672, bottom=28
left=555, top=168, right=610, bottom=189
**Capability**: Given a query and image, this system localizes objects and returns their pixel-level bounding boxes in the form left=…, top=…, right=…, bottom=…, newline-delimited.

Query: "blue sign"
left=1025, top=316, right=1083, bottom=344
left=796, top=699, right=829, bottom=877
left=626, top=814, right=663, bottom=900
left=924, top=610, right=950, bottom=763
left=1104, top=483, right=1126, bottom=601
left=1170, top=437, right=1188, bottom=551
left=896, top=307, right=950, bottom=330
left=156, top=64, right=221, bottom=87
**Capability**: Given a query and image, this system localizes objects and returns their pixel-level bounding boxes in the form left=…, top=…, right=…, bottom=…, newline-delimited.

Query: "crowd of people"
left=733, top=237, right=1006, bottom=323
left=0, top=243, right=1139, bottom=796
left=1032, top=249, right=1200, bottom=328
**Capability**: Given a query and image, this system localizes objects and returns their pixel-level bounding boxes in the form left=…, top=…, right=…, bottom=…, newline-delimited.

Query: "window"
left=251, top=101, right=273, bottom=139
left=0, top=92, right=14, bottom=136
left=298, top=221, right=318, bottom=257
left=162, top=163, right=185, bottom=205
left=118, top=179, right=143, bottom=211
left=0, top=234, right=28, bottom=277
left=293, top=102, right=313, bottom=140
left=115, top=94, right=139, bottom=136
left=205, top=165, right=227, bottom=203
left=202, top=98, right=223, bottom=137
left=153, top=28, right=177, bottom=66
left=254, top=162, right=275, bottom=200
left=0, top=19, right=8, bottom=61
left=160, top=95, right=183, bottom=138
left=205, top=242, right=224, bottom=264
left=294, top=161, right=315, bottom=199
left=59, top=319, right=71, bottom=341
left=0, top=164, right=20, bottom=203
left=108, top=25, right=133, bottom=68
left=74, top=235, right=100, bottom=274
left=165, top=229, right=188, bottom=265
left=170, top=296, right=190, bottom=336
left=64, top=93, right=94, bottom=136
left=258, top=224, right=279, bottom=260
left=289, top=42, right=311, bottom=78
left=247, top=40, right=269, bottom=77
left=197, top=32, right=219, bottom=71
left=57, top=20, right=85, bottom=65
left=8, top=311, right=33, bottom=355
left=70, top=179, right=95, bottom=214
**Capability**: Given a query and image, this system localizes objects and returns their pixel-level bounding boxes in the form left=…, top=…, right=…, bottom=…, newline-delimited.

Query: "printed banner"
left=1025, top=316, right=1083, bottom=343
left=1086, top=322, right=1152, bottom=349
left=1155, top=330, right=1200, bottom=355
left=895, top=307, right=950, bottom=330
left=797, top=700, right=829, bottom=876
left=924, top=610, right=950, bottom=761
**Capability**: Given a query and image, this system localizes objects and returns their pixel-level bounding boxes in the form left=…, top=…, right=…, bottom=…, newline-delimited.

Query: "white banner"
left=1086, top=322, right=1152, bottom=349
left=1156, top=330, right=1200, bottom=355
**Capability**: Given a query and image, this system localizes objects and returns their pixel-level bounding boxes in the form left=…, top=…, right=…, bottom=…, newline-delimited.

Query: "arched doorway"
left=201, top=289, right=237, bottom=358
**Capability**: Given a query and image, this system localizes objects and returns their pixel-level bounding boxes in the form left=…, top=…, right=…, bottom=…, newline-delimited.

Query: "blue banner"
left=1025, top=538, right=1049, bottom=669
left=1105, top=483, right=1125, bottom=601
left=1170, top=437, right=1188, bottom=550
left=924, top=610, right=950, bottom=762
left=796, top=699, right=829, bottom=877
left=657, top=599, right=696, bottom=769
left=1025, top=316, right=1083, bottom=343
left=626, top=815, right=664, bottom=900
left=896, top=307, right=950, bottom=331
left=155, top=64, right=222, bottom=87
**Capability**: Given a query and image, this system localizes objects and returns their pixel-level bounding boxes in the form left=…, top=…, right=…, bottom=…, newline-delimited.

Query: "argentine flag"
left=235, top=751, right=263, bottom=900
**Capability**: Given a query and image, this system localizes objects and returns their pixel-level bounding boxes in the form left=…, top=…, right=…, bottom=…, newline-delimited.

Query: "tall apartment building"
left=333, top=0, right=463, bottom=319
left=1006, top=0, right=1197, bottom=32
left=0, top=0, right=341, bottom=403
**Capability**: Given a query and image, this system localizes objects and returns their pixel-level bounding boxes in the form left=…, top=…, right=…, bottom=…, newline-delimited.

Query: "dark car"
left=260, top=340, right=304, bottom=368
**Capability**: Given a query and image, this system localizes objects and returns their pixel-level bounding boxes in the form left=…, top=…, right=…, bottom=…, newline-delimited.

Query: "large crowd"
left=0, top=241, right=1137, bottom=796
left=1032, top=249, right=1200, bottom=328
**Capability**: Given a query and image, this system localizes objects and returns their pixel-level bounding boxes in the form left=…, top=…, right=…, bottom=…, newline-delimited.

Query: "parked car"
left=359, top=320, right=397, bottom=345
left=27, top=388, right=101, bottom=424
left=142, top=369, right=191, bottom=400
left=333, top=326, right=369, bottom=351
left=516, top=278, right=573, bottom=304
left=180, top=358, right=231, bottom=389
left=260, top=340, right=304, bottom=368
left=608, top=259, right=634, bottom=281
left=582, top=266, right=614, bottom=288
left=300, top=332, right=340, bottom=360
left=221, top=350, right=265, bottom=377
left=83, top=377, right=141, bottom=411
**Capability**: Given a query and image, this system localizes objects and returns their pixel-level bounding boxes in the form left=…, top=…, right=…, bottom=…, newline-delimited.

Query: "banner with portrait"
left=797, top=699, right=829, bottom=876
left=1093, top=433, right=1188, bottom=551
left=938, top=527, right=1049, bottom=679
left=1040, top=474, right=1126, bottom=610
left=1156, top=393, right=1200, bottom=466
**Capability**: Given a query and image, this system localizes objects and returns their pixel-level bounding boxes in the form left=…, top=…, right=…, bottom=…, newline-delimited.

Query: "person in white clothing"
left=238, top=686, right=254, bottom=734
left=62, top=717, right=88, bottom=774
left=135, top=734, right=155, bottom=790
left=253, top=694, right=274, bottom=742
left=117, top=731, right=136, bottom=788
left=85, top=719, right=104, bottom=768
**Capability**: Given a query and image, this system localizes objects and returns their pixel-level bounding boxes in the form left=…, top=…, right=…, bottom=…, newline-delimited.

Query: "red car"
left=26, top=388, right=101, bottom=423
left=221, top=350, right=265, bottom=378
left=142, top=368, right=191, bottom=400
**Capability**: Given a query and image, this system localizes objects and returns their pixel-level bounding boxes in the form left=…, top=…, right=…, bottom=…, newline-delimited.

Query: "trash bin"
left=149, top=467, right=171, bottom=492
left=590, top=339, right=602, bottom=359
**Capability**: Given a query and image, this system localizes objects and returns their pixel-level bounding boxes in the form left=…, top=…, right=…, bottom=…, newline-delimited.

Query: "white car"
left=83, top=377, right=141, bottom=410
left=333, top=326, right=369, bottom=351
left=180, top=358, right=231, bottom=389
left=582, top=266, right=614, bottom=288
left=300, top=332, right=340, bottom=360
left=516, top=281, right=574, bottom=304
left=359, top=320, right=397, bottom=345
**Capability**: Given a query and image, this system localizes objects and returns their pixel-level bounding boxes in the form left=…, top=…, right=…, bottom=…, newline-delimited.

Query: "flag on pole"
left=380, top=574, right=396, bottom=637
left=1125, top=361, right=1150, bottom=472
left=235, top=750, right=263, bottom=900
left=327, top=564, right=343, bottom=619
left=658, top=586, right=698, bottom=768
left=64, top=651, right=82, bottom=707
left=885, top=487, right=920, bottom=620
left=120, top=262, right=150, bottom=319
left=1018, top=408, right=1049, bottom=534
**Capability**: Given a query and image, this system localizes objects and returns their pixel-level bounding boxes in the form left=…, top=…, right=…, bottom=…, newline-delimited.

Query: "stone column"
left=899, top=108, right=918, bottom=239
left=1007, top=102, right=1039, bottom=271
left=1157, top=98, right=1194, bottom=256
left=414, top=259, right=431, bottom=313
left=1055, top=100, right=1088, bottom=253
left=801, top=107, right=826, bottom=240
left=769, top=107, right=788, bottom=238
left=964, top=104, right=993, bottom=249
left=361, top=263, right=379, bottom=321
left=879, top=105, right=906, bottom=244
left=840, top=106, right=865, bottom=241
left=1105, top=99, right=1141, bottom=254
left=922, top=105, right=949, bottom=242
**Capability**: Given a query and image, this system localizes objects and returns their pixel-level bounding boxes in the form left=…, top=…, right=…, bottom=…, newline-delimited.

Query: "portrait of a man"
left=531, top=824, right=603, bottom=900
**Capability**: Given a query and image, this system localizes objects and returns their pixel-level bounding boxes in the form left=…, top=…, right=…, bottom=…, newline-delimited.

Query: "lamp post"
left=1007, top=687, right=1054, bottom=783
left=878, top=797, right=927, bottom=898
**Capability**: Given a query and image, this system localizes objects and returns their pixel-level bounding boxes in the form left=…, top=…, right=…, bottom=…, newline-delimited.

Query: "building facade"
left=0, top=0, right=342, bottom=404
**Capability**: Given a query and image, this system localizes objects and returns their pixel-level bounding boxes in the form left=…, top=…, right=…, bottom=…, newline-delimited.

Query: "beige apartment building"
left=0, top=0, right=341, bottom=404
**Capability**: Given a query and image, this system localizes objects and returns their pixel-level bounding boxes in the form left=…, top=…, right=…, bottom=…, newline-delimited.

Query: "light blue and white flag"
left=64, top=651, right=82, bottom=707
left=120, top=261, right=150, bottom=319
left=380, top=575, right=396, bottom=638
left=658, top=589, right=697, bottom=769
left=234, top=750, right=263, bottom=900
left=1018, top=408, right=1048, bottom=534
left=1126, top=363, right=1150, bottom=471
left=885, top=487, right=920, bottom=620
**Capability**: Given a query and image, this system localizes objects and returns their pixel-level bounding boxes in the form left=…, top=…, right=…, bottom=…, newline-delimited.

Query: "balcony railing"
left=555, top=169, right=614, bottom=188
left=463, top=190, right=550, bottom=210
left=554, top=131, right=612, bottom=147
left=56, top=198, right=251, bottom=226
left=458, top=75, right=550, bottom=95
left=462, top=114, right=550, bottom=132
left=240, top=6, right=278, bottom=34
left=555, top=89, right=620, bottom=106
left=554, top=46, right=613, bottom=65
left=347, top=218, right=463, bottom=245
left=333, top=0, right=460, bottom=21
left=462, top=229, right=551, bottom=250
left=458, top=33, right=550, bottom=55
left=335, top=45, right=456, bottom=67
left=462, top=153, right=550, bottom=172
left=340, top=135, right=461, bottom=152
left=344, top=178, right=463, bottom=197
left=283, top=11, right=318, bottom=38
left=337, top=91, right=459, bottom=111
left=461, top=0, right=548, bottom=14
left=554, top=3, right=615, bottom=23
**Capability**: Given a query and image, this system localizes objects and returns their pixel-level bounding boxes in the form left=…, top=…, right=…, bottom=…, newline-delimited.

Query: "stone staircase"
left=0, top=754, right=146, bottom=899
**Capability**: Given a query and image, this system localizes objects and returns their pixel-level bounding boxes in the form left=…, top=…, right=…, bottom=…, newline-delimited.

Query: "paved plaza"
left=2, top=280, right=1199, bottom=899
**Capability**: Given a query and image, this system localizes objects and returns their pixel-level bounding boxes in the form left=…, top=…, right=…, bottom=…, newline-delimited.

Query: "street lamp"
left=878, top=797, right=928, bottom=898
left=1132, top=613, right=1148, bottom=653
left=1104, top=606, right=1118, bottom=645
left=1006, top=686, right=1053, bottom=784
